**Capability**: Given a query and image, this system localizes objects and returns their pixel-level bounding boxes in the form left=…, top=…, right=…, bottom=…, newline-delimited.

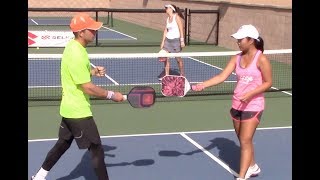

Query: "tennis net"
left=28, top=49, right=292, bottom=105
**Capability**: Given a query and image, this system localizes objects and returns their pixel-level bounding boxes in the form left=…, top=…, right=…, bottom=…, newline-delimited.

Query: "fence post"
left=216, top=9, right=220, bottom=46
left=95, top=11, right=98, bottom=47
left=187, top=8, right=191, bottom=46
left=184, top=8, right=188, bottom=46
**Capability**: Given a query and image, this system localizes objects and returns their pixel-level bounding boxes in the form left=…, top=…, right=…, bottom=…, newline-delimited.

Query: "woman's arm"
left=176, top=15, right=185, bottom=47
left=193, top=56, right=237, bottom=91
left=161, top=27, right=168, bottom=49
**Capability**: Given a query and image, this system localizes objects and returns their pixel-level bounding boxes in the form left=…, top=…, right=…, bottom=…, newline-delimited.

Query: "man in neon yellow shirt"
left=31, top=13, right=124, bottom=180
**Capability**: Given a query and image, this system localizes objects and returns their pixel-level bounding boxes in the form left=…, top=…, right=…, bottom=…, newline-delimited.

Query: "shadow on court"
left=29, top=128, right=292, bottom=179
left=56, top=144, right=155, bottom=180
left=158, top=137, right=240, bottom=172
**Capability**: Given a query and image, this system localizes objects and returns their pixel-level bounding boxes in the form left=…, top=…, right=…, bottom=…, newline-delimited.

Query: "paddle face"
left=161, top=75, right=191, bottom=97
left=126, top=86, right=156, bottom=108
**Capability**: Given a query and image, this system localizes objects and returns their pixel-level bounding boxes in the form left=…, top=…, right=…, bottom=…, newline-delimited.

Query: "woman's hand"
left=180, top=38, right=185, bottom=48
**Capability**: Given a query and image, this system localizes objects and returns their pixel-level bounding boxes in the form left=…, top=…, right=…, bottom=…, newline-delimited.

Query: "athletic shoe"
left=31, top=175, right=46, bottom=180
left=245, top=163, right=261, bottom=178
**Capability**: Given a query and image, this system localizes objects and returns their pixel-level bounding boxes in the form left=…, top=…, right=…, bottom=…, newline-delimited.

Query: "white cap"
left=164, top=4, right=176, bottom=12
left=231, top=24, right=259, bottom=40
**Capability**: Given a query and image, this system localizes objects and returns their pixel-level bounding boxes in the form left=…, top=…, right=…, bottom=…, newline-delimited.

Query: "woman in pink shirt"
left=193, top=24, right=272, bottom=180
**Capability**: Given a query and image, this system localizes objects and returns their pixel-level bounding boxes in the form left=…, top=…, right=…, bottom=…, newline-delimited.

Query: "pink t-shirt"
left=232, top=50, right=264, bottom=111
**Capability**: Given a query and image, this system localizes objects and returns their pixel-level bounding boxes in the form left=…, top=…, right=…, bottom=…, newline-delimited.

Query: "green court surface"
left=28, top=95, right=291, bottom=140
left=28, top=17, right=291, bottom=140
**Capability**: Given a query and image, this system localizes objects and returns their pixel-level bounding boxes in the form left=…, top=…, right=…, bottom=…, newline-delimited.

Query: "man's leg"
left=32, top=138, right=73, bottom=180
left=32, top=119, right=73, bottom=180
left=89, top=143, right=109, bottom=180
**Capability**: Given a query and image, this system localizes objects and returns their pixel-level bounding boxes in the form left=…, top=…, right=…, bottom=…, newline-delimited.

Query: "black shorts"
left=230, top=108, right=263, bottom=122
left=59, top=116, right=102, bottom=149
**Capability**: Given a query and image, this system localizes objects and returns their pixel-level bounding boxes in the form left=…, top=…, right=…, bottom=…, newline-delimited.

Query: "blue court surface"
left=28, top=18, right=136, bottom=40
left=28, top=127, right=292, bottom=180
left=28, top=57, right=236, bottom=87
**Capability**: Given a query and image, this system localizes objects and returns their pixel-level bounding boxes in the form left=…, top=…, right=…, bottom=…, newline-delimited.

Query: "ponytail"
left=255, top=37, right=264, bottom=52
left=171, top=4, right=184, bottom=20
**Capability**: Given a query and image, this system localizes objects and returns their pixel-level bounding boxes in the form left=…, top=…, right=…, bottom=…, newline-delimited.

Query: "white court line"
left=188, top=57, right=225, bottom=71
left=271, top=87, right=292, bottom=95
left=30, top=18, right=38, bottom=25
left=188, top=56, right=238, bottom=79
left=101, top=26, right=137, bottom=40
left=90, top=63, right=119, bottom=85
left=180, top=133, right=239, bottom=177
left=28, top=126, right=291, bottom=142
left=29, top=20, right=136, bottom=40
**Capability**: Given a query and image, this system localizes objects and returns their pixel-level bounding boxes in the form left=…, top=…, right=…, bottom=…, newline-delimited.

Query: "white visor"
left=164, top=4, right=176, bottom=12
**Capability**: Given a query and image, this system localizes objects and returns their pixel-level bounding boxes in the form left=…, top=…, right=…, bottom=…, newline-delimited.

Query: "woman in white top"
left=159, top=4, right=185, bottom=80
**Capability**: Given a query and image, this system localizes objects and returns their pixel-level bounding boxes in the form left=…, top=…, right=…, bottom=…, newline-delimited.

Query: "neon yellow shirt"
left=60, top=39, right=92, bottom=118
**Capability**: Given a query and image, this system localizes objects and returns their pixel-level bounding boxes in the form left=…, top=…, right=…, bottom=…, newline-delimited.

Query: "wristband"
left=180, top=38, right=184, bottom=42
left=106, top=91, right=115, bottom=100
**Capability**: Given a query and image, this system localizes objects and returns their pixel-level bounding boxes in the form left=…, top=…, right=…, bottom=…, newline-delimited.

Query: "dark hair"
left=171, top=4, right=184, bottom=20
left=254, top=37, right=264, bottom=52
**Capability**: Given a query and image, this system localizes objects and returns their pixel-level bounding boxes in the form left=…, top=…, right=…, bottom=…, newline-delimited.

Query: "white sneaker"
left=31, top=175, right=46, bottom=180
left=245, top=163, right=261, bottom=178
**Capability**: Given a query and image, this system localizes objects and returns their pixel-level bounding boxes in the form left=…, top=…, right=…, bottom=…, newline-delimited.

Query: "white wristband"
left=180, top=38, right=184, bottom=42
left=106, top=91, right=115, bottom=100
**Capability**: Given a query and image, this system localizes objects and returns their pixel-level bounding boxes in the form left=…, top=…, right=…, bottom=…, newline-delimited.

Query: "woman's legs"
left=233, top=119, right=259, bottom=178
left=164, top=59, right=170, bottom=76
left=175, top=57, right=184, bottom=76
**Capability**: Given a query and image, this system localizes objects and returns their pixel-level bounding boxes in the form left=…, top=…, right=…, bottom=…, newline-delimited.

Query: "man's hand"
left=92, top=66, right=106, bottom=77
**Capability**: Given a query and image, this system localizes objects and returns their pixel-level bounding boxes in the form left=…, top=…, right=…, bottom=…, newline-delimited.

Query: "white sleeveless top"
left=166, top=14, right=180, bottom=39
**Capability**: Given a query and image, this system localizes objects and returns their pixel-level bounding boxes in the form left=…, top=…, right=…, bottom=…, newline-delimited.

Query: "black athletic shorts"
left=59, top=116, right=102, bottom=149
left=230, top=108, right=263, bottom=122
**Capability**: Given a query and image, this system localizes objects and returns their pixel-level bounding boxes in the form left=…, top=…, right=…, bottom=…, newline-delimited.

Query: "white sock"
left=34, top=167, right=49, bottom=179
